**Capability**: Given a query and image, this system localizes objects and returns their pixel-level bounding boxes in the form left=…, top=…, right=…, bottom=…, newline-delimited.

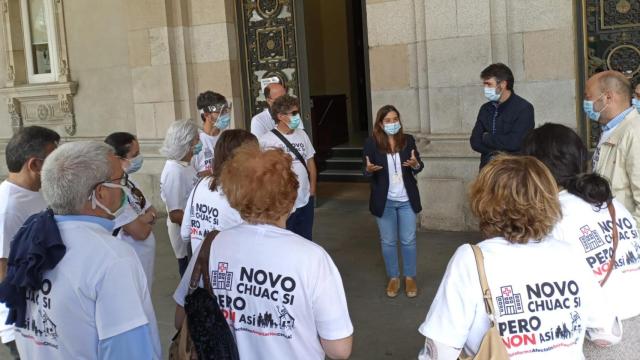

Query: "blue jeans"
left=287, top=196, right=315, bottom=241
left=375, top=199, right=417, bottom=278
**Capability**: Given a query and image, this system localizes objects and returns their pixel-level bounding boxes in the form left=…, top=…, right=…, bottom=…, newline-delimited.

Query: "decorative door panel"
left=584, top=0, right=640, bottom=147
left=237, top=0, right=304, bottom=119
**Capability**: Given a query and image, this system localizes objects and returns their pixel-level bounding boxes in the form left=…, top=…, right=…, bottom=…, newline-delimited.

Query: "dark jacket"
left=363, top=134, right=423, bottom=217
left=469, top=92, right=534, bottom=168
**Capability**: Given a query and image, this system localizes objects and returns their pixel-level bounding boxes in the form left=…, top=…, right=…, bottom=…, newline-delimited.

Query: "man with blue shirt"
left=12, top=141, right=161, bottom=359
left=587, top=71, right=640, bottom=226
left=470, top=63, right=535, bottom=168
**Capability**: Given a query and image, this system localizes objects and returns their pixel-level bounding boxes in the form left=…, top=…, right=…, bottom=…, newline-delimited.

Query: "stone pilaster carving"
left=7, top=65, right=14, bottom=81
left=7, top=97, right=22, bottom=134
left=58, top=93, right=75, bottom=135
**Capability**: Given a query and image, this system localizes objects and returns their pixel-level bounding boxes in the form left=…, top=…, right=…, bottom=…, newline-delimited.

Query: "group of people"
left=0, top=60, right=639, bottom=360
left=416, top=66, right=640, bottom=359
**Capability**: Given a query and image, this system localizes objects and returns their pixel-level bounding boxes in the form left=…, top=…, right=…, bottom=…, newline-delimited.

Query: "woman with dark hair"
left=104, top=132, right=157, bottom=289
left=181, top=129, right=258, bottom=251
left=417, top=155, right=620, bottom=359
left=522, top=123, right=640, bottom=359
left=363, top=105, right=423, bottom=298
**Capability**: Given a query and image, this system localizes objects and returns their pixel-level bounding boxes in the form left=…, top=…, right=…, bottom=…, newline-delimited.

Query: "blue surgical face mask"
left=193, top=142, right=203, bottom=155
left=633, top=98, right=640, bottom=112
left=215, top=113, right=231, bottom=130
left=383, top=122, right=401, bottom=135
left=125, top=154, right=144, bottom=174
left=484, top=86, right=501, bottom=102
left=288, top=114, right=301, bottom=130
left=583, top=94, right=607, bottom=122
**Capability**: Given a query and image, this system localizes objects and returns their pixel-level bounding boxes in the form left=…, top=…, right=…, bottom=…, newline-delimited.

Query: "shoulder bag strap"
left=600, top=201, right=619, bottom=287
left=270, top=129, right=310, bottom=177
left=188, top=230, right=220, bottom=295
left=470, top=244, right=496, bottom=319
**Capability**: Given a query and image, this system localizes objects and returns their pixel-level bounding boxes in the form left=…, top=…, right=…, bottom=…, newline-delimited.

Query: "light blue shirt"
left=98, top=325, right=156, bottom=360
left=54, top=215, right=114, bottom=232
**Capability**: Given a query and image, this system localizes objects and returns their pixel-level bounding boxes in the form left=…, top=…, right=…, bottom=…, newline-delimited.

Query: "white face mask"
left=90, top=182, right=131, bottom=218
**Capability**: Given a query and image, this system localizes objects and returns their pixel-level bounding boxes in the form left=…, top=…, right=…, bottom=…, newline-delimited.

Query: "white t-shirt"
left=192, top=131, right=220, bottom=174
left=114, top=182, right=156, bottom=291
left=160, top=160, right=198, bottom=258
left=180, top=177, right=243, bottom=251
left=259, top=129, right=315, bottom=209
left=251, top=108, right=304, bottom=137
left=15, top=218, right=161, bottom=360
left=551, top=191, right=640, bottom=320
left=419, top=238, right=617, bottom=359
left=174, top=224, right=353, bottom=360
left=0, top=180, right=47, bottom=343
left=386, top=153, right=409, bottom=202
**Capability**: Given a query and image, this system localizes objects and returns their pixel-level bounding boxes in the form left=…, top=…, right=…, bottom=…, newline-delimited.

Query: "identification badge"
left=392, top=173, right=402, bottom=184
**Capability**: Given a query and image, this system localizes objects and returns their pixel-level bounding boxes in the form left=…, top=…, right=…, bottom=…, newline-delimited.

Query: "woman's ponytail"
left=565, top=173, right=612, bottom=208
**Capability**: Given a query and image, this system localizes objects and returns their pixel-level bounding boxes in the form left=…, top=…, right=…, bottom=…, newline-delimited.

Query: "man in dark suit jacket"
left=470, top=63, right=534, bottom=168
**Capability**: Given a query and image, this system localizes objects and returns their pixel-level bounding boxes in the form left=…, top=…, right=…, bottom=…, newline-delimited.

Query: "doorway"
left=300, top=0, right=371, bottom=179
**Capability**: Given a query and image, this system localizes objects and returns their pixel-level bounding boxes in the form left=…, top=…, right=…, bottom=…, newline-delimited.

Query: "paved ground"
left=0, top=182, right=480, bottom=359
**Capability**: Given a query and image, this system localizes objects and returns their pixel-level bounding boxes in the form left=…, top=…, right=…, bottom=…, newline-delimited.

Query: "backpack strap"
left=270, top=129, right=310, bottom=177
left=600, top=201, right=619, bottom=287
left=471, top=244, right=496, bottom=320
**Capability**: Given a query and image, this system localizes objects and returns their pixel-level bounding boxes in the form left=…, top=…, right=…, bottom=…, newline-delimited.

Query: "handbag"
left=169, top=230, right=240, bottom=360
left=459, top=245, right=510, bottom=360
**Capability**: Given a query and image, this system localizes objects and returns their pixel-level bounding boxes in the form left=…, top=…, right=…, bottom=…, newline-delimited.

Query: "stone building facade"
left=0, top=0, right=637, bottom=231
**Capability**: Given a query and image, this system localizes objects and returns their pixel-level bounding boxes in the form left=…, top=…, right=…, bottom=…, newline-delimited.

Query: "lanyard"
left=391, top=153, right=399, bottom=175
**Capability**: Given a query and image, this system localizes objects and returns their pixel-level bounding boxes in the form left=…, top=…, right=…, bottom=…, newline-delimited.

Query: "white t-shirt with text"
left=551, top=191, right=640, bottom=320
left=259, top=129, right=315, bottom=209
left=193, top=131, right=220, bottom=174
left=0, top=180, right=47, bottom=343
left=180, top=177, right=243, bottom=251
left=174, top=224, right=353, bottom=360
left=419, top=238, right=617, bottom=359
left=160, top=160, right=198, bottom=258
left=15, top=219, right=161, bottom=360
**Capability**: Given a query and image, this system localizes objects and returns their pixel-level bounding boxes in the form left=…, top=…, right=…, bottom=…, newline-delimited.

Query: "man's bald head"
left=264, top=83, right=286, bottom=106
left=585, top=71, right=633, bottom=124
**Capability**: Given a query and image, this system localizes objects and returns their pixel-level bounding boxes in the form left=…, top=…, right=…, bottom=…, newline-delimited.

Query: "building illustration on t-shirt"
left=277, top=306, right=295, bottom=330
left=496, top=285, right=524, bottom=316
left=578, top=225, right=605, bottom=252
left=39, top=310, right=58, bottom=340
left=212, top=262, right=233, bottom=291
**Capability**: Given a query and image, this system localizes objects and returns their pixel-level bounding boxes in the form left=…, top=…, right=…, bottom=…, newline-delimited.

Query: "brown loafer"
left=386, top=277, right=400, bottom=298
left=405, top=277, right=417, bottom=298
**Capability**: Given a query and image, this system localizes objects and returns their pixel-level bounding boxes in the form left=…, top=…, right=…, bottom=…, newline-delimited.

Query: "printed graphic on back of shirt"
left=493, top=279, right=584, bottom=356
left=210, top=262, right=298, bottom=339
left=19, top=279, right=59, bottom=349
left=580, top=215, right=640, bottom=277
left=189, top=201, right=221, bottom=242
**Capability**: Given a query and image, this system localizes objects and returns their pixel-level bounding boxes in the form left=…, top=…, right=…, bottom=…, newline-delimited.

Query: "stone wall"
left=366, top=0, right=580, bottom=230
left=0, top=0, right=242, bottom=211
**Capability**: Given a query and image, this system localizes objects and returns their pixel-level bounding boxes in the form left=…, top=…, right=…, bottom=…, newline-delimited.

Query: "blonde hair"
left=221, top=146, right=298, bottom=224
left=469, top=154, right=561, bottom=243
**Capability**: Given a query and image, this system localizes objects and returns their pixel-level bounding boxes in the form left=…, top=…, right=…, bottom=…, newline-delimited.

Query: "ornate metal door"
left=582, top=0, right=640, bottom=147
left=236, top=0, right=311, bottom=131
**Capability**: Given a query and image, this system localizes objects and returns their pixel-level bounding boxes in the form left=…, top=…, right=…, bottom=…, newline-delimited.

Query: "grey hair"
left=42, top=141, right=114, bottom=215
left=159, top=119, right=199, bottom=160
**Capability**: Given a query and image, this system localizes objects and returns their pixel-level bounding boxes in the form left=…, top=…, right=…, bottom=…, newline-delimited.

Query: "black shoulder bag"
left=184, top=230, right=240, bottom=360
left=270, top=129, right=310, bottom=178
